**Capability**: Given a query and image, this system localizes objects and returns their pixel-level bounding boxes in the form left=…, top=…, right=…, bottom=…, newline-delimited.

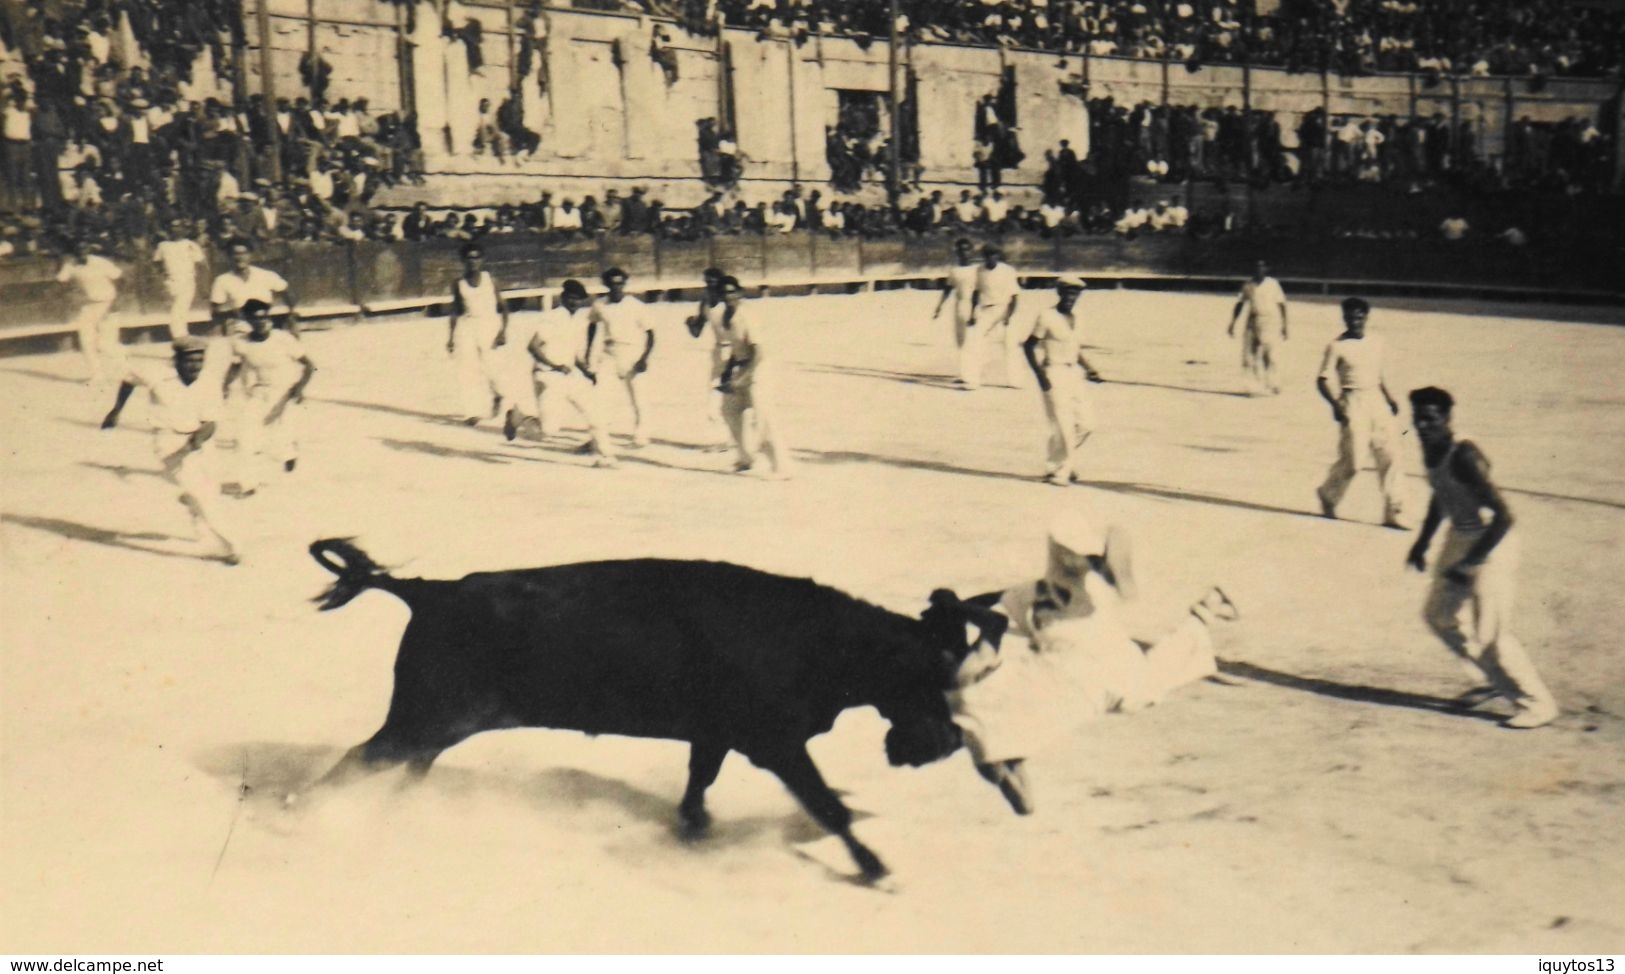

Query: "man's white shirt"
left=58, top=256, right=122, bottom=302
left=210, top=266, right=289, bottom=311
left=975, top=261, right=1021, bottom=314
left=1319, top=334, right=1389, bottom=393
left=154, top=239, right=205, bottom=283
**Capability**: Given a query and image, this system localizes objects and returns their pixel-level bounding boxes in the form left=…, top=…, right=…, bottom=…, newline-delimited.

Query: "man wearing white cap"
left=1022, top=275, right=1104, bottom=485
left=100, top=339, right=240, bottom=564
left=948, top=509, right=1238, bottom=813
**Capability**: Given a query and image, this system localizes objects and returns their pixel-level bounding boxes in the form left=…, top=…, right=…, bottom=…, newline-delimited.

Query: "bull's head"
left=881, top=588, right=1009, bottom=768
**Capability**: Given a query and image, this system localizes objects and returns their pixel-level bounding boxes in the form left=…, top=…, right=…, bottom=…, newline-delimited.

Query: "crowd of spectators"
left=355, top=186, right=908, bottom=243
left=1060, top=96, right=1614, bottom=198
left=0, top=0, right=427, bottom=261
left=1, top=0, right=1617, bottom=264
left=348, top=179, right=1215, bottom=246
left=651, top=0, right=1625, bottom=81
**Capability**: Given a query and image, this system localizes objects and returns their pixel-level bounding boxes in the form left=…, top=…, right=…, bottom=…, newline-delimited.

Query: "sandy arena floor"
left=2, top=288, right=1622, bottom=954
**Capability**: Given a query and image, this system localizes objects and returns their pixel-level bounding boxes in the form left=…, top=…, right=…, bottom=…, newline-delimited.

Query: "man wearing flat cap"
left=100, top=338, right=241, bottom=564
left=1022, top=275, right=1105, bottom=486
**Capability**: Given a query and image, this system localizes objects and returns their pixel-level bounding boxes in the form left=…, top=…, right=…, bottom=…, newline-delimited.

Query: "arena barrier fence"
left=2, top=221, right=1620, bottom=358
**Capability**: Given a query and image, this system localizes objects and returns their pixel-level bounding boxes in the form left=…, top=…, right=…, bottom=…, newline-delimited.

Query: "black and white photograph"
left=1, top=0, right=1622, bottom=957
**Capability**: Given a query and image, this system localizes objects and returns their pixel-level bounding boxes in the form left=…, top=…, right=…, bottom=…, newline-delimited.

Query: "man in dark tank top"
left=1405, top=386, right=1559, bottom=730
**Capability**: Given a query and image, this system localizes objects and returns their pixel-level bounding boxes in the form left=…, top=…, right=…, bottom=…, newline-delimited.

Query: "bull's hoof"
left=853, top=847, right=889, bottom=884
left=677, top=808, right=711, bottom=842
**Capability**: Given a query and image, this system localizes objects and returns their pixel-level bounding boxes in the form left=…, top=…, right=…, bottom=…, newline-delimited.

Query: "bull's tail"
left=310, top=538, right=400, bottom=611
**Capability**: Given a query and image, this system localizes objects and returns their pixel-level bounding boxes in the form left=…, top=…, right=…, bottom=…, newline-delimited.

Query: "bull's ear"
left=962, top=602, right=1009, bottom=651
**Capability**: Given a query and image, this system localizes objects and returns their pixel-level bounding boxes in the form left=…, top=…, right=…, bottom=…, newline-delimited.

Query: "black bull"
left=305, top=539, right=1009, bottom=881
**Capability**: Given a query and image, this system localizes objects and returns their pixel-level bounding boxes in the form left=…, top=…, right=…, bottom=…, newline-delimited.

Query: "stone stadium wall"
left=3, top=212, right=1619, bottom=357
left=239, top=1, right=1623, bottom=208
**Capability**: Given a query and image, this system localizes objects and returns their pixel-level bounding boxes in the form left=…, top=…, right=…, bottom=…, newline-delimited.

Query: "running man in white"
left=1405, top=386, right=1558, bottom=729
left=446, top=242, right=508, bottom=427
left=1022, top=275, right=1105, bottom=486
left=718, top=276, right=793, bottom=479
left=153, top=219, right=206, bottom=342
left=589, top=266, right=656, bottom=447
left=1226, top=259, right=1288, bottom=395
left=684, top=266, right=731, bottom=446
left=209, top=239, right=300, bottom=336
left=56, top=239, right=124, bottom=384
left=227, top=300, right=316, bottom=494
left=100, top=338, right=240, bottom=564
left=526, top=278, right=617, bottom=467
left=969, top=244, right=1024, bottom=389
left=930, top=238, right=981, bottom=388
left=945, top=510, right=1239, bottom=814
left=1315, top=297, right=1408, bottom=528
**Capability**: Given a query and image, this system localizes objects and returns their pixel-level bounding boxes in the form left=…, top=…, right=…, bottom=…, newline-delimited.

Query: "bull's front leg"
left=751, top=744, right=888, bottom=883
left=677, top=741, right=729, bottom=840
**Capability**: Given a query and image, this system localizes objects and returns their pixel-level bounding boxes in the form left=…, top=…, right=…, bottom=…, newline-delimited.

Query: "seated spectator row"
left=1060, top=98, right=1613, bottom=196
left=645, top=0, right=1625, bottom=80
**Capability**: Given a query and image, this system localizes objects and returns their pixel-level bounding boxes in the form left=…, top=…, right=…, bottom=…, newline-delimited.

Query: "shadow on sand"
left=1217, top=660, right=1505, bottom=725
left=311, top=395, right=470, bottom=426
left=0, top=512, right=222, bottom=562
left=195, top=741, right=837, bottom=850
left=1108, top=377, right=1254, bottom=399
left=800, top=363, right=966, bottom=390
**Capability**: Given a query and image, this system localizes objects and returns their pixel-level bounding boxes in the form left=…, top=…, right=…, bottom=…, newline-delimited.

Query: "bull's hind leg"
left=312, top=735, right=427, bottom=789
left=678, top=741, right=729, bottom=840
left=753, top=745, right=888, bottom=882
left=307, top=722, right=460, bottom=794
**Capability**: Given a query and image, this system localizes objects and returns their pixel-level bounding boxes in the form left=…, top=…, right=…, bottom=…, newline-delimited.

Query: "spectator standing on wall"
left=2, top=90, right=34, bottom=210
left=621, top=187, right=649, bottom=234
left=973, top=138, right=997, bottom=192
